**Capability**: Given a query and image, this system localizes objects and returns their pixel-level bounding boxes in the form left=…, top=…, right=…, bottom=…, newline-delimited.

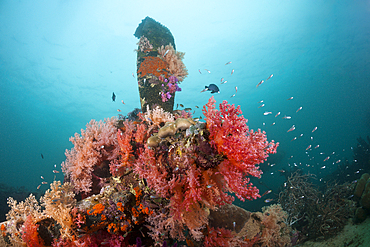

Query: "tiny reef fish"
left=282, top=115, right=291, bottom=119
left=296, top=107, right=303, bottom=112
left=263, top=112, right=272, bottom=115
left=287, top=96, right=293, bottom=100
left=198, top=69, right=202, bottom=74
left=258, top=104, right=265, bottom=108
left=231, top=69, right=234, bottom=75
left=256, top=80, right=264, bottom=88
left=275, top=112, right=281, bottom=117
left=204, top=69, right=211, bottom=73
left=112, top=92, right=116, bottom=102
left=225, top=61, right=232, bottom=65
left=264, top=199, right=274, bottom=203
left=261, top=190, right=272, bottom=197
left=323, top=156, right=330, bottom=162
left=287, top=125, right=296, bottom=132
left=312, top=127, right=318, bottom=132
left=266, top=74, right=273, bottom=80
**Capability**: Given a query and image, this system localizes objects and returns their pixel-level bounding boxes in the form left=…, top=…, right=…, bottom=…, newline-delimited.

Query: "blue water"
left=0, top=0, right=369, bottom=208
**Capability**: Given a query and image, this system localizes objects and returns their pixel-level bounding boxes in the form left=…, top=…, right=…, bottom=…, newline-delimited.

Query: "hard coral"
left=137, top=56, right=169, bottom=78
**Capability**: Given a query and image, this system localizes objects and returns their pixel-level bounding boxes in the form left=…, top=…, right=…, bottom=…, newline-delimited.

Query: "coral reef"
left=1, top=98, right=280, bottom=246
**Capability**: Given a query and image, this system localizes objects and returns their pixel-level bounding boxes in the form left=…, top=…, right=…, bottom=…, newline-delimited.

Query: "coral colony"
left=1, top=95, right=279, bottom=246
left=4, top=16, right=362, bottom=247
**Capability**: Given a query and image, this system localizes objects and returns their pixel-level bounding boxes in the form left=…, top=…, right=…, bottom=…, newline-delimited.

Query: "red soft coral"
left=21, top=215, right=44, bottom=247
left=203, top=96, right=278, bottom=200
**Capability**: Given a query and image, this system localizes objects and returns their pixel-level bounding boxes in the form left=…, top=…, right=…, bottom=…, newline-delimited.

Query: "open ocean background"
left=0, top=0, right=369, bottom=214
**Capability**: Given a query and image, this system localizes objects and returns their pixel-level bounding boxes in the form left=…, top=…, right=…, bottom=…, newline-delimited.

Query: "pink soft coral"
left=203, top=96, right=278, bottom=200
left=61, top=117, right=120, bottom=195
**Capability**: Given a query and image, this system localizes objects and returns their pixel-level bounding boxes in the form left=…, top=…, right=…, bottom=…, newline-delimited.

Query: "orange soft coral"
left=137, top=56, right=169, bottom=78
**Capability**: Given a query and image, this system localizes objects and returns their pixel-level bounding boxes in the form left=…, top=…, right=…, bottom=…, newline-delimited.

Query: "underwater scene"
left=0, top=1, right=370, bottom=246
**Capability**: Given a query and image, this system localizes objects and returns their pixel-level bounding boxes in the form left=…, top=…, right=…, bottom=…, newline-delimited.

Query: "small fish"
left=287, top=125, right=295, bottom=132
left=112, top=92, right=116, bottom=102
left=206, top=185, right=213, bottom=188
left=287, top=96, right=293, bottom=100
left=258, top=104, right=265, bottom=108
left=52, top=170, right=59, bottom=174
left=291, top=137, right=297, bottom=141
left=163, top=49, right=169, bottom=56
left=323, top=156, right=330, bottom=162
left=263, top=111, right=272, bottom=115
left=117, top=109, right=121, bottom=112
left=184, top=108, right=192, bottom=111
left=320, top=166, right=326, bottom=169
left=41, top=176, right=44, bottom=179
left=42, top=181, right=48, bottom=184
left=264, top=199, right=273, bottom=203
left=41, top=153, right=44, bottom=159
left=37, top=184, right=41, bottom=190
left=201, top=84, right=219, bottom=93
left=312, top=127, right=318, bottom=132
left=195, top=105, right=199, bottom=108
left=261, top=190, right=272, bottom=197
left=225, top=61, right=232, bottom=65
left=314, top=145, right=320, bottom=149
left=198, top=69, right=202, bottom=74
left=230, top=94, right=236, bottom=98
left=235, top=86, right=238, bottom=93
left=256, top=80, right=264, bottom=88
left=266, top=74, right=273, bottom=80
left=258, top=100, right=264, bottom=103
left=221, top=80, right=228, bottom=84
left=54, top=164, right=57, bottom=168
left=231, top=69, right=234, bottom=75
left=275, top=112, right=281, bottom=117
left=335, top=160, right=341, bottom=163
left=204, top=69, right=211, bottom=73
left=132, top=73, right=135, bottom=78
left=306, top=145, right=312, bottom=150
left=296, top=107, right=302, bottom=112
left=271, top=122, right=275, bottom=126
left=282, top=115, right=291, bottom=119
left=220, top=77, right=224, bottom=83
left=121, top=100, right=125, bottom=105
left=179, top=104, right=184, bottom=107
left=278, top=169, right=286, bottom=173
